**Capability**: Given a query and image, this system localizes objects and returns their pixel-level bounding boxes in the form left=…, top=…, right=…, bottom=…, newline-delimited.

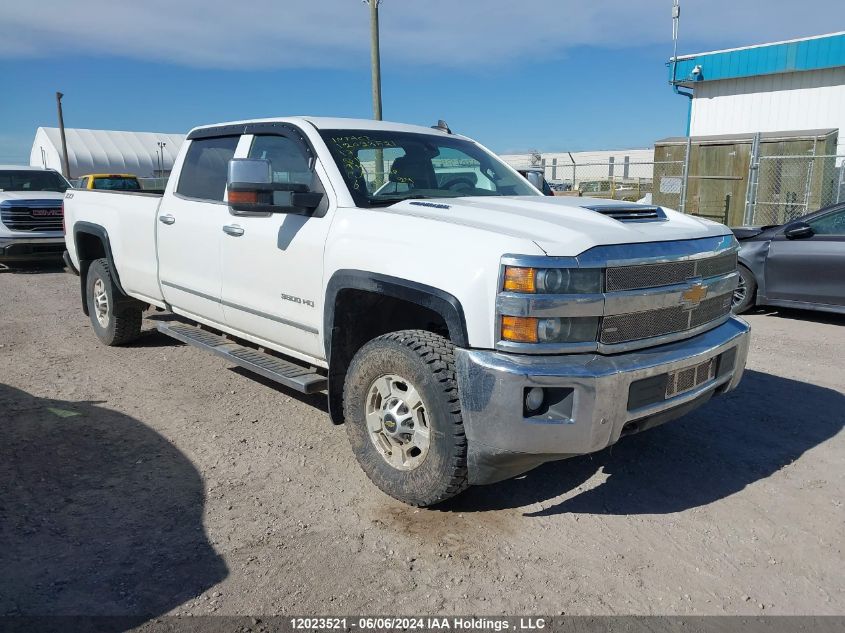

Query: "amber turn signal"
left=501, top=316, right=539, bottom=343
left=503, top=266, right=536, bottom=293
left=228, top=190, right=260, bottom=204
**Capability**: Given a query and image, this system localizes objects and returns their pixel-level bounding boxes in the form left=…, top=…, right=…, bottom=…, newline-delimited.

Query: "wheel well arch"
left=73, top=222, right=126, bottom=315
left=323, top=270, right=469, bottom=424
left=737, top=257, right=754, bottom=273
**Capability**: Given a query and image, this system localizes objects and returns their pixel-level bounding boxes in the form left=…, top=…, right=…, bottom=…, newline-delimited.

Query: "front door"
left=220, top=132, right=334, bottom=359
left=765, top=206, right=845, bottom=307
left=157, top=135, right=239, bottom=325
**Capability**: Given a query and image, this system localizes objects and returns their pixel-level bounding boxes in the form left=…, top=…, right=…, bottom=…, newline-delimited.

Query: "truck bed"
left=64, top=188, right=165, bottom=303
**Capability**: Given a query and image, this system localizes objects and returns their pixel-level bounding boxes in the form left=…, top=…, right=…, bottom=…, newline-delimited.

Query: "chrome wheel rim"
left=93, top=278, right=110, bottom=328
left=732, top=274, right=747, bottom=309
left=365, top=374, right=430, bottom=471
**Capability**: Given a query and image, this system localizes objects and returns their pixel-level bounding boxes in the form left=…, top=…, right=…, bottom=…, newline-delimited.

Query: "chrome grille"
left=690, top=294, right=732, bottom=328
left=600, top=292, right=733, bottom=344
left=696, top=253, right=739, bottom=279
left=606, top=252, right=737, bottom=291
left=496, top=237, right=739, bottom=355
left=0, top=200, right=63, bottom=232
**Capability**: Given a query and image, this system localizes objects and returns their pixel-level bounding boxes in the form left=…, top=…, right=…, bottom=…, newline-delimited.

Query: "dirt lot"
left=1, top=265, right=844, bottom=618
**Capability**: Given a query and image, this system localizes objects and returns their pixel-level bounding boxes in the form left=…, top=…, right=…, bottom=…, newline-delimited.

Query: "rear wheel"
left=343, top=330, right=468, bottom=506
left=731, top=265, right=757, bottom=314
left=85, top=258, right=142, bottom=346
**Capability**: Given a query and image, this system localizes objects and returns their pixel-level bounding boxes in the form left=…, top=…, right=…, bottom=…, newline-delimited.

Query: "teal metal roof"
left=669, top=31, right=845, bottom=85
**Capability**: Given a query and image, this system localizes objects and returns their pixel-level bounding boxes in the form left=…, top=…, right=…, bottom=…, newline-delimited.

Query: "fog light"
left=525, top=387, right=545, bottom=412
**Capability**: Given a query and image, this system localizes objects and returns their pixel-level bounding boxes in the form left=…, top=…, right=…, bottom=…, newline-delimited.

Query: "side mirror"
left=784, top=221, right=814, bottom=240
left=227, top=158, right=323, bottom=214
left=524, top=170, right=544, bottom=191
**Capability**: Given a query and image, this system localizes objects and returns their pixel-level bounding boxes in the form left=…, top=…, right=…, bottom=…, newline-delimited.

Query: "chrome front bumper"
left=455, top=317, right=750, bottom=485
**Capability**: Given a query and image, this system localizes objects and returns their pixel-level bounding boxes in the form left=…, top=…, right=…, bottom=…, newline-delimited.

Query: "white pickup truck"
left=64, top=117, right=750, bottom=506
left=0, top=166, right=69, bottom=265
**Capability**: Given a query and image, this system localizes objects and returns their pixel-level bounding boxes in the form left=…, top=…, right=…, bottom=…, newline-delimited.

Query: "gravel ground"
left=1, top=265, right=843, bottom=618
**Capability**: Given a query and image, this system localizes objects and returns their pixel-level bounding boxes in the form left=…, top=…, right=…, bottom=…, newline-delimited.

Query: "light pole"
left=156, top=141, right=167, bottom=177
left=365, top=0, right=384, bottom=186
left=55, top=92, right=71, bottom=178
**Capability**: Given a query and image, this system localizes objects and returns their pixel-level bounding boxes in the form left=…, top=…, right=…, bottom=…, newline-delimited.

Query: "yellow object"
left=501, top=316, right=538, bottom=343
left=503, top=266, right=536, bottom=293
left=78, top=174, right=141, bottom=190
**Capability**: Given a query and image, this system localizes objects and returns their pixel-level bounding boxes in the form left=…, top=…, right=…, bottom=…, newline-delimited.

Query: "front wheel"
left=85, top=258, right=143, bottom=346
left=343, top=330, right=469, bottom=506
left=731, top=265, right=757, bottom=314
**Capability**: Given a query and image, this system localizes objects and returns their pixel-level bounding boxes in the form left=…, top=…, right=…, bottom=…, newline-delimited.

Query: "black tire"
left=732, top=265, right=757, bottom=314
left=343, top=330, right=469, bottom=506
left=85, top=258, right=143, bottom=346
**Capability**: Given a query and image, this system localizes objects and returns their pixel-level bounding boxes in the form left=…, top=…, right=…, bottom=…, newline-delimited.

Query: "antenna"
left=671, top=0, right=681, bottom=83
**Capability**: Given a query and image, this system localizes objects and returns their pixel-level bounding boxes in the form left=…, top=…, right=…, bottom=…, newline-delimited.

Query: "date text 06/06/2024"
left=289, top=617, right=547, bottom=631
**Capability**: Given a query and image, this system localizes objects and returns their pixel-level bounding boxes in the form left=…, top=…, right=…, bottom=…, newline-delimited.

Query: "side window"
left=176, top=136, right=239, bottom=201
left=249, top=135, right=312, bottom=187
left=808, top=209, right=845, bottom=236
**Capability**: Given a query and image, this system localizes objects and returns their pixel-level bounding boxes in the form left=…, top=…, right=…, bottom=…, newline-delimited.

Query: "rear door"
left=765, top=206, right=845, bottom=306
left=156, top=135, right=239, bottom=325
left=220, top=130, right=333, bottom=359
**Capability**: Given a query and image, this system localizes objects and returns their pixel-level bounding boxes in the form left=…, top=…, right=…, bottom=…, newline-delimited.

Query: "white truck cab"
left=0, top=166, right=69, bottom=265
left=63, top=117, right=749, bottom=506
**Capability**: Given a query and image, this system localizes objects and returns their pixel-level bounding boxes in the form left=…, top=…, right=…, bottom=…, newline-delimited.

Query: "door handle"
left=222, top=224, right=245, bottom=237
left=158, top=214, right=176, bottom=225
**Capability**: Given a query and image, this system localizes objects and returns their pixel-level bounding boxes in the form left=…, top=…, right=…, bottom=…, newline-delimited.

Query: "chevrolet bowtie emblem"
left=681, top=283, right=708, bottom=308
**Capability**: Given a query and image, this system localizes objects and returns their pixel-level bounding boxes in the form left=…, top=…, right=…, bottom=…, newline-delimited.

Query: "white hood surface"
left=0, top=191, right=66, bottom=202
left=383, top=196, right=730, bottom=257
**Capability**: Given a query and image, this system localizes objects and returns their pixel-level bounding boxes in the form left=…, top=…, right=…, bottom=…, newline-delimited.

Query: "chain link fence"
left=750, top=155, right=845, bottom=226
left=138, top=177, right=168, bottom=191
left=503, top=157, right=687, bottom=207
left=503, top=145, right=845, bottom=227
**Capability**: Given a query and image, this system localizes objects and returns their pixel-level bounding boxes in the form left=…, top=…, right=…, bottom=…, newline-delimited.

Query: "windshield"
left=319, top=129, right=538, bottom=207
left=92, top=176, right=141, bottom=191
left=0, top=170, right=68, bottom=193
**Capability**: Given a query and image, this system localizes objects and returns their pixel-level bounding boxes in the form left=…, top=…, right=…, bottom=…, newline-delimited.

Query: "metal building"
left=30, top=127, right=185, bottom=179
left=670, top=31, right=845, bottom=155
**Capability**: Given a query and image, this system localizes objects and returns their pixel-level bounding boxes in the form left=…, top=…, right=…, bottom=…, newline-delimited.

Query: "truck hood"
left=382, top=196, right=731, bottom=256
left=0, top=191, right=66, bottom=202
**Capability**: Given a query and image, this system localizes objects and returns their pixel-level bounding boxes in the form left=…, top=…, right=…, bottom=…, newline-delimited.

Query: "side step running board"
left=157, top=322, right=327, bottom=394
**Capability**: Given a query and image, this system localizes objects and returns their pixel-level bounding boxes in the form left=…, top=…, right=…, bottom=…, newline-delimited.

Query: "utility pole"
left=55, top=92, right=71, bottom=178
left=368, top=0, right=383, bottom=121
left=366, top=0, right=384, bottom=186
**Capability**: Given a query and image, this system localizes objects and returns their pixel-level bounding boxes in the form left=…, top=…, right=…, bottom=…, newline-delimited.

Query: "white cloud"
left=0, top=0, right=842, bottom=69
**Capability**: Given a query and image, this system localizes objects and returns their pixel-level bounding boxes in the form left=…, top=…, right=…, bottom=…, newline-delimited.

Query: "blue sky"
left=1, top=0, right=843, bottom=164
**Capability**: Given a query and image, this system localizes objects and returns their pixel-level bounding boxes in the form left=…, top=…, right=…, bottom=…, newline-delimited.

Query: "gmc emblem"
left=31, top=209, right=62, bottom=217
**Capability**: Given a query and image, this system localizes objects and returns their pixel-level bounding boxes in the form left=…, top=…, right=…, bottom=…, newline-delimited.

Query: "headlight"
left=501, top=316, right=600, bottom=344
left=503, top=266, right=602, bottom=294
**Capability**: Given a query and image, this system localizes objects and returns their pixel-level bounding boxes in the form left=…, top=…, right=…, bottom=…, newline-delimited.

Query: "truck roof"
left=80, top=173, right=139, bottom=179
left=188, top=116, right=461, bottom=138
left=0, top=165, right=59, bottom=172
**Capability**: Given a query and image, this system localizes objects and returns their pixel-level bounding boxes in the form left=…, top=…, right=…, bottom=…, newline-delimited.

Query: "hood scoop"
left=584, top=204, right=667, bottom=222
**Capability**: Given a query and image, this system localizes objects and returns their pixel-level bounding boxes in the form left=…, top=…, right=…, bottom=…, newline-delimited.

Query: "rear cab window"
left=92, top=176, right=141, bottom=191
left=176, top=136, right=240, bottom=201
